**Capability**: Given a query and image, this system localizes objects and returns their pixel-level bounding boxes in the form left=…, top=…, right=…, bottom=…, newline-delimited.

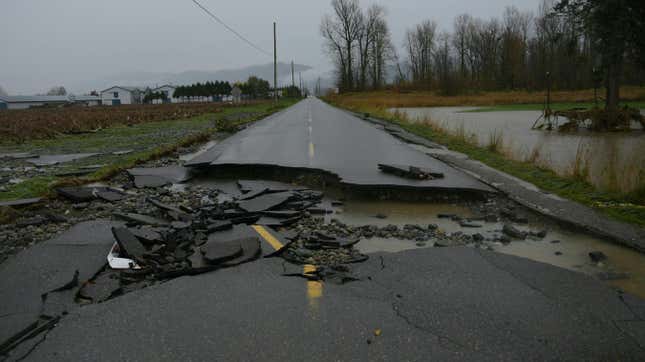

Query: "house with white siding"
left=151, top=85, right=177, bottom=104
left=100, top=86, right=142, bottom=106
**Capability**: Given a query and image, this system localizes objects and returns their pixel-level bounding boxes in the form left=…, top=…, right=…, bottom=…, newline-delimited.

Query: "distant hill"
left=78, top=63, right=312, bottom=91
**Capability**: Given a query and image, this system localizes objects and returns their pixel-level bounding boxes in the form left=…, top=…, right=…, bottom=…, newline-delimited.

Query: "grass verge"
left=327, top=99, right=645, bottom=227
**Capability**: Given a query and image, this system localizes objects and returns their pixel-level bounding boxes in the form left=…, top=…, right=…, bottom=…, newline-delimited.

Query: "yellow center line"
left=251, top=225, right=283, bottom=251
left=252, top=225, right=323, bottom=309
left=304, top=264, right=323, bottom=304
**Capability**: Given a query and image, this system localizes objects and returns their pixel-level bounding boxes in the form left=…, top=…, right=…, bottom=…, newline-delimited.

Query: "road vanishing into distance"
left=188, top=98, right=492, bottom=193
left=2, top=98, right=644, bottom=361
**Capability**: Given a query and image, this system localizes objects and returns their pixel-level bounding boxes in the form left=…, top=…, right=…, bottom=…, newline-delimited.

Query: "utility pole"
left=299, top=72, right=302, bottom=97
left=273, top=22, right=277, bottom=103
left=291, top=61, right=295, bottom=88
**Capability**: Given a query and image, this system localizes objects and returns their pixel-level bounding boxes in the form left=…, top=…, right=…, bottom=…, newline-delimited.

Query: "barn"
left=100, top=86, right=142, bottom=106
left=0, top=95, right=101, bottom=110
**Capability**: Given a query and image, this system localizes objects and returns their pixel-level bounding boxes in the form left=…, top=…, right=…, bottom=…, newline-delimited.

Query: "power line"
left=190, top=0, right=272, bottom=57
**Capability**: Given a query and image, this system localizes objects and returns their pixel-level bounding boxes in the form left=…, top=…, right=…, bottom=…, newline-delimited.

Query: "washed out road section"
left=187, top=98, right=493, bottom=193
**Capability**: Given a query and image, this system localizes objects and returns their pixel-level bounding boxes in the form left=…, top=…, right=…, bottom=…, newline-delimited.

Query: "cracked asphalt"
left=2, top=98, right=645, bottom=360
left=13, top=246, right=645, bottom=361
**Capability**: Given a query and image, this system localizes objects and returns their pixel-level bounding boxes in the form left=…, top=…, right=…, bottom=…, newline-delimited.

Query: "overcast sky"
left=1, top=0, right=539, bottom=94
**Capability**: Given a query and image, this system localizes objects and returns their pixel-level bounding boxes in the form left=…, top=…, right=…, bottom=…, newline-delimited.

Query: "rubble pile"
left=42, top=180, right=368, bottom=303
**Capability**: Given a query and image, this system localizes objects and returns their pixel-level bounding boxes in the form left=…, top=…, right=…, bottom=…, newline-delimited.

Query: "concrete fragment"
left=237, top=192, right=293, bottom=213
left=26, top=153, right=99, bottom=166
left=0, top=198, right=42, bottom=207
left=200, top=241, right=243, bottom=264
left=111, top=227, right=146, bottom=260
left=502, top=224, right=527, bottom=240
left=113, top=212, right=169, bottom=226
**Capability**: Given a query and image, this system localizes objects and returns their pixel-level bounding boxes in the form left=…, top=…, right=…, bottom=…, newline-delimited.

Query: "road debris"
left=378, top=163, right=444, bottom=180
left=127, top=166, right=193, bottom=188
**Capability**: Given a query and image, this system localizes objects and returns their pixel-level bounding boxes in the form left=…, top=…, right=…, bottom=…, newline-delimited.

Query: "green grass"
left=329, top=100, right=645, bottom=227
left=0, top=99, right=298, bottom=202
left=464, top=101, right=645, bottom=112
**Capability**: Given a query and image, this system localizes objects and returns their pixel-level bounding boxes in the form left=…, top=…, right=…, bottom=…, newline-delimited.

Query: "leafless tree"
left=405, top=20, right=438, bottom=89
left=321, top=0, right=363, bottom=91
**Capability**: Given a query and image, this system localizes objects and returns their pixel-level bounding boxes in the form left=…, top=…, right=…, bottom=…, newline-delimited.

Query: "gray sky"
left=0, top=0, right=539, bottom=94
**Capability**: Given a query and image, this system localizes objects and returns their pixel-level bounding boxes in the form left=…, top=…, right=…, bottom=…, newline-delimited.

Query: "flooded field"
left=335, top=199, right=645, bottom=299
left=393, top=107, right=645, bottom=192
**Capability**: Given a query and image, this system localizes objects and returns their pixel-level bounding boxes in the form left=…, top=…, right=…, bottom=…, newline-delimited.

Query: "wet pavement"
left=2, top=100, right=645, bottom=360
left=187, top=98, right=493, bottom=193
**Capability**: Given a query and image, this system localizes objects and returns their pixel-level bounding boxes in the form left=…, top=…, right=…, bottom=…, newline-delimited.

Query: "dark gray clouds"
left=0, top=0, right=538, bottom=94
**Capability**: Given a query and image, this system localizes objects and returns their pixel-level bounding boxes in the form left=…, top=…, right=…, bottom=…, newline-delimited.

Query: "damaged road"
left=8, top=246, right=645, bottom=361
left=186, top=98, right=493, bottom=194
left=1, top=98, right=645, bottom=360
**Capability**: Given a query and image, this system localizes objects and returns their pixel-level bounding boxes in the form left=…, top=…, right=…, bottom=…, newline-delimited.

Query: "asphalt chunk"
left=200, top=241, right=244, bottom=265
left=237, top=191, right=294, bottom=213
left=112, top=227, right=147, bottom=260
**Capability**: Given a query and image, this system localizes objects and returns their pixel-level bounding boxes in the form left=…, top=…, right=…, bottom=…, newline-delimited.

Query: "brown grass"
left=326, top=86, right=645, bottom=109
left=0, top=101, right=262, bottom=142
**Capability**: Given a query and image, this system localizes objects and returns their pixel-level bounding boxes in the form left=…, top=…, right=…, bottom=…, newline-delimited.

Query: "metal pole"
left=273, top=22, right=277, bottom=102
left=291, top=61, right=295, bottom=88
left=299, top=72, right=302, bottom=96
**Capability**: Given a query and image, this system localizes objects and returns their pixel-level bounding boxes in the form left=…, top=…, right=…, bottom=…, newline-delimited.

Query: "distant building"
left=151, top=85, right=177, bottom=104
left=100, top=86, right=143, bottom=106
left=0, top=94, right=101, bottom=110
left=231, top=86, right=242, bottom=103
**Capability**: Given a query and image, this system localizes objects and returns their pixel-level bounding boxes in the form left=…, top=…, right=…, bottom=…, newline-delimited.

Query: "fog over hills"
left=73, top=62, right=313, bottom=93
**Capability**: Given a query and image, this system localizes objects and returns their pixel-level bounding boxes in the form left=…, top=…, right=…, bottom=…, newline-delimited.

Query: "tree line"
left=322, top=0, right=645, bottom=109
left=173, top=81, right=233, bottom=98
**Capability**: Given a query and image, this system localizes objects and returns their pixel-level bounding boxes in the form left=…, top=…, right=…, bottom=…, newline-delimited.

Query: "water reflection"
left=393, top=107, right=645, bottom=192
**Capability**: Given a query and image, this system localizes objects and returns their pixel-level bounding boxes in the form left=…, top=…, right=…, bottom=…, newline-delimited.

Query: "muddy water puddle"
left=335, top=199, right=645, bottom=299
left=183, top=177, right=645, bottom=298
left=393, top=107, right=645, bottom=192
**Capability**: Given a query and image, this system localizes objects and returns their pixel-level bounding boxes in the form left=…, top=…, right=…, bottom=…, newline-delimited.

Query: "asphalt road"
left=16, top=245, right=645, bottom=361
left=187, top=98, right=493, bottom=193
left=2, top=221, right=644, bottom=361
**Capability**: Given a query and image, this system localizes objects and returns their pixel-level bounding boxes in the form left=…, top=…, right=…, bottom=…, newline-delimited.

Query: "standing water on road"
left=393, top=107, right=645, bottom=192
left=335, top=198, right=645, bottom=299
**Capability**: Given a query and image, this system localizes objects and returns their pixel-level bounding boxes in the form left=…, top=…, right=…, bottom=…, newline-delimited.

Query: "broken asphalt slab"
left=127, top=166, right=193, bottom=188
left=185, top=98, right=493, bottom=194
left=0, top=198, right=42, bottom=207
left=25, top=153, right=100, bottom=166
left=0, top=220, right=120, bottom=349
left=14, top=247, right=645, bottom=361
left=237, top=191, right=294, bottom=213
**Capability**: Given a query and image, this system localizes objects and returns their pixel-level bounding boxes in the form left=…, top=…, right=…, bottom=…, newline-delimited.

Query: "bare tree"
left=405, top=20, right=438, bottom=89
left=321, top=0, right=363, bottom=91
left=453, top=14, right=472, bottom=80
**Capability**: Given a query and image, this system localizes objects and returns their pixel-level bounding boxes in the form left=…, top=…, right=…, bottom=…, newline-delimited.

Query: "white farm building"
left=0, top=95, right=101, bottom=110
left=151, top=85, right=177, bottom=104
left=100, top=86, right=143, bottom=106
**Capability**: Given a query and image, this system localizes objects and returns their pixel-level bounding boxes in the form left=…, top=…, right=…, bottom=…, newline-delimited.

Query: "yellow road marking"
left=304, top=264, right=323, bottom=303
left=252, top=226, right=323, bottom=308
left=251, top=225, right=283, bottom=251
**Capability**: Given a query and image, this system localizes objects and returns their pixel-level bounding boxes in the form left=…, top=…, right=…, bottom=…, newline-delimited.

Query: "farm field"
left=0, top=101, right=265, bottom=142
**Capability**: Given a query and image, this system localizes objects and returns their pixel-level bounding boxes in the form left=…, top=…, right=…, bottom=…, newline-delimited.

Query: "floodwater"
left=393, top=107, right=645, bottom=192
left=335, top=199, right=645, bottom=299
